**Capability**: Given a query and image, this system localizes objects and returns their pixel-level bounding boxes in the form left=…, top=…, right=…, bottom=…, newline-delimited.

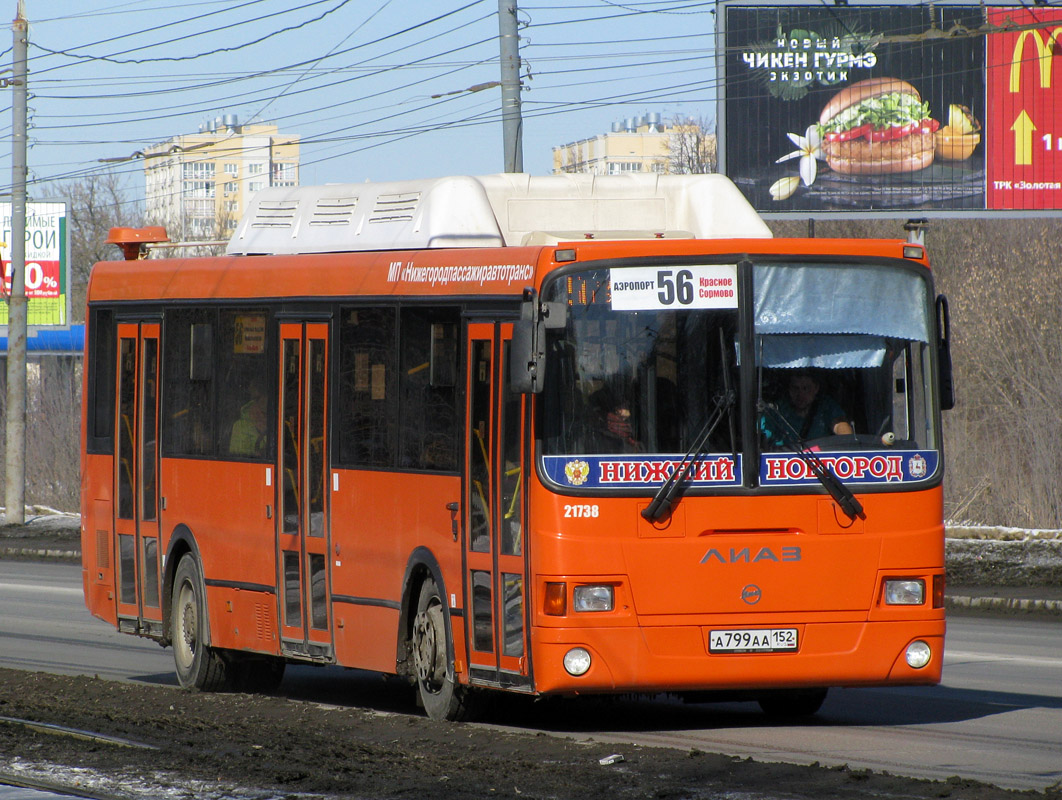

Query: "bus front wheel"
left=412, top=577, right=472, bottom=721
left=172, top=554, right=232, bottom=691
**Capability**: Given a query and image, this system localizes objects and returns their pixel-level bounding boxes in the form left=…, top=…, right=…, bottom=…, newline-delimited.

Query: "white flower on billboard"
left=775, top=125, right=823, bottom=187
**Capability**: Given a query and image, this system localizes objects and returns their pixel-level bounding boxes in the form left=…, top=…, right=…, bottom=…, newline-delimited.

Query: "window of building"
left=186, top=180, right=215, bottom=198
left=225, top=181, right=237, bottom=194
left=185, top=199, right=214, bottom=217
left=223, top=163, right=238, bottom=176
left=189, top=217, right=215, bottom=237
left=183, top=162, right=215, bottom=180
left=248, top=180, right=265, bottom=193
left=607, top=161, right=642, bottom=174
left=247, top=162, right=264, bottom=175
left=272, top=162, right=298, bottom=187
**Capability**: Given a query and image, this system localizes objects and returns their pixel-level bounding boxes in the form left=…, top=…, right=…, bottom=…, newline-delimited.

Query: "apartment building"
left=144, top=115, right=300, bottom=241
left=552, top=113, right=715, bottom=176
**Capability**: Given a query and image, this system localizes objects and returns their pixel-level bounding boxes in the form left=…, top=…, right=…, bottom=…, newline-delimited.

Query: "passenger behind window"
left=229, top=384, right=268, bottom=458
left=589, top=385, right=642, bottom=453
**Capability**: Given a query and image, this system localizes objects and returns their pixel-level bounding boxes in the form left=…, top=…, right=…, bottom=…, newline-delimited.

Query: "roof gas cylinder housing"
left=226, top=173, right=772, bottom=256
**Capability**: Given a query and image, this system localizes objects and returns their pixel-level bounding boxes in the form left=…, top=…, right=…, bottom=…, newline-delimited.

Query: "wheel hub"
left=413, top=605, right=445, bottom=688
left=181, top=597, right=197, bottom=652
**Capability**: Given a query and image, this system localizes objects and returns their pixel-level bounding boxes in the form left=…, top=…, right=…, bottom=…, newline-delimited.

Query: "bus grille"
left=96, top=529, right=110, bottom=569
left=255, top=602, right=273, bottom=641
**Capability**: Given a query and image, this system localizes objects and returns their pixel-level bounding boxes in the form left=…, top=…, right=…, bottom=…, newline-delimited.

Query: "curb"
left=0, top=547, right=80, bottom=561
left=946, top=595, right=1062, bottom=615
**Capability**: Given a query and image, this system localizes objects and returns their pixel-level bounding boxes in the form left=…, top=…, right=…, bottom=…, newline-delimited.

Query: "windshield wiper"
left=641, top=389, right=734, bottom=523
left=757, top=401, right=866, bottom=522
left=642, top=329, right=736, bottom=523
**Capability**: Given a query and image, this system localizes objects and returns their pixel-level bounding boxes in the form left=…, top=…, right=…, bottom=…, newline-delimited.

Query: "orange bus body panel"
left=329, top=469, right=462, bottom=674
left=526, top=486, right=944, bottom=694
left=87, top=247, right=545, bottom=304
left=81, top=451, right=117, bottom=627
left=161, top=459, right=277, bottom=654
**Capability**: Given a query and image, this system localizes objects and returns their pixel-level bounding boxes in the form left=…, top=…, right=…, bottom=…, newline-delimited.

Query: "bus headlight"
left=905, top=640, right=932, bottom=669
left=573, top=585, right=614, bottom=612
left=885, top=579, right=925, bottom=605
left=563, top=647, right=592, bottom=676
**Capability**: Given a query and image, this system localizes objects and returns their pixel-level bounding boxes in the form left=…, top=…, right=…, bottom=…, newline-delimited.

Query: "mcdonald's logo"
left=1009, top=27, right=1062, bottom=92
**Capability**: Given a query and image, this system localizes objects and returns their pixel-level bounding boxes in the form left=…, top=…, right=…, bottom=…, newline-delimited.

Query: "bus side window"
left=87, top=308, right=116, bottom=454
left=219, top=310, right=271, bottom=460
left=399, top=308, right=459, bottom=472
left=163, top=309, right=216, bottom=457
left=336, top=307, right=397, bottom=468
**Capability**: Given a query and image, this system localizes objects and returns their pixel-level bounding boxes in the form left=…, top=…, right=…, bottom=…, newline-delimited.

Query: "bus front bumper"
left=528, top=619, right=945, bottom=695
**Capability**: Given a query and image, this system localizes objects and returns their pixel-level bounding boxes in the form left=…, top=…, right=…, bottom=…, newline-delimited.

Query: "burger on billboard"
left=722, top=4, right=986, bottom=214
left=817, top=77, right=940, bottom=175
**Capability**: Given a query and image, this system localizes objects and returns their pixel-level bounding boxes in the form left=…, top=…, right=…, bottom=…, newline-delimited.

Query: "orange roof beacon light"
left=105, top=226, right=169, bottom=261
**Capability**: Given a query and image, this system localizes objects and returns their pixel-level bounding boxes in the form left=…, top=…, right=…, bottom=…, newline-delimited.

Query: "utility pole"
left=497, top=0, right=523, bottom=173
left=5, top=0, right=28, bottom=525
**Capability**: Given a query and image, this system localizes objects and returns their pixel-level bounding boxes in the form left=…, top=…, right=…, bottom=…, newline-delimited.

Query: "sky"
left=0, top=0, right=720, bottom=214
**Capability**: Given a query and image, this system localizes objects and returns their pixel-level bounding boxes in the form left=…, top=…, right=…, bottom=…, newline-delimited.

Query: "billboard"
left=986, top=6, right=1062, bottom=210
left=1, top=201, right=70, bottom=327
left=721, top=2, right=1062, bottom=216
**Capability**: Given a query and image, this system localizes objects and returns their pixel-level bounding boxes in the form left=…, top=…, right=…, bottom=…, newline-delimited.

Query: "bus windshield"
left=541, top=267, right=739, bottom=460
left=754, top=262, right=935, bottom=455
left=539, top=260, right=939, bottom=491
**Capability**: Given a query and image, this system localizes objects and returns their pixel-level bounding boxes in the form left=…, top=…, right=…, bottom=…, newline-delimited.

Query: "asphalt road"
left=1, top=561, right=1059, bottom=792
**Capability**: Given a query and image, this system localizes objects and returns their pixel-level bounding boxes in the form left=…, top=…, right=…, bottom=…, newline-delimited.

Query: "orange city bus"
left=81, top=174, right=952, bottom=720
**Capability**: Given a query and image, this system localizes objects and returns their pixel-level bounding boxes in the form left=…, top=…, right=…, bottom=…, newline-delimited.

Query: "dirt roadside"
left=1, top=514, right=1058, bottom=799
left=0, top=667, right=1046, bottom=800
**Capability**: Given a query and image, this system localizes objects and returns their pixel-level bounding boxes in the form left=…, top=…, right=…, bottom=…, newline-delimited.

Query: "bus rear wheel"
left=412, top=578, right=472, bottom=721
left=757, top=688, right=828, bottom=718
left=172, top=554, right=232, bottom=691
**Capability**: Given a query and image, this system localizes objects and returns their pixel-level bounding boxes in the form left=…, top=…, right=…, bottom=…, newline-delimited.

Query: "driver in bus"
left=761, top=370, right=852, bottom=448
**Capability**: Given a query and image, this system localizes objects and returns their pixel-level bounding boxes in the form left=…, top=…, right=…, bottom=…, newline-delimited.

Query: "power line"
left=31, top=0, right=355, bottom=67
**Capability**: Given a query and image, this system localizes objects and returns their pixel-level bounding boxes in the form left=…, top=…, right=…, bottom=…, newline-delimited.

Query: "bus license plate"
left=708, top=628, right=798, bottom=653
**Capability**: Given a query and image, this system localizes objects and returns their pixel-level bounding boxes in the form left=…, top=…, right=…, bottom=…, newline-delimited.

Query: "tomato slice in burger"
left=869, top=121, right=916, bottom=142
left=825, top=123, right=873, bottom=143
left=865, top=119, right=940, bottom=142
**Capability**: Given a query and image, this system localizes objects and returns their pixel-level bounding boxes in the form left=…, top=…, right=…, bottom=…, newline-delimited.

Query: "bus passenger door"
left=276, top=322, right=333, bottom=660
left=113, top=322, right=163, bottom=634
left=464, top=322, right=529, bottom=688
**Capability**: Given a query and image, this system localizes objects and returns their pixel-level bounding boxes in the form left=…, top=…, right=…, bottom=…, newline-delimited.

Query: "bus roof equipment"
left=227, top=173, right=773, bottom=256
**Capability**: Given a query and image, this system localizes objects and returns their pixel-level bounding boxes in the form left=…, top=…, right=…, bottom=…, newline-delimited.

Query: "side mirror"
left=510, top=288, right=566, bottom=394
left=936, top=294, right=955, bottom=411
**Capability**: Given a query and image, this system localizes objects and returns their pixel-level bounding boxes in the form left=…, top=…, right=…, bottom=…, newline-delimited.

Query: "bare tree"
left=56, top=170, right=142, bottom=319
left=668, top=116, right=718, bottom=174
